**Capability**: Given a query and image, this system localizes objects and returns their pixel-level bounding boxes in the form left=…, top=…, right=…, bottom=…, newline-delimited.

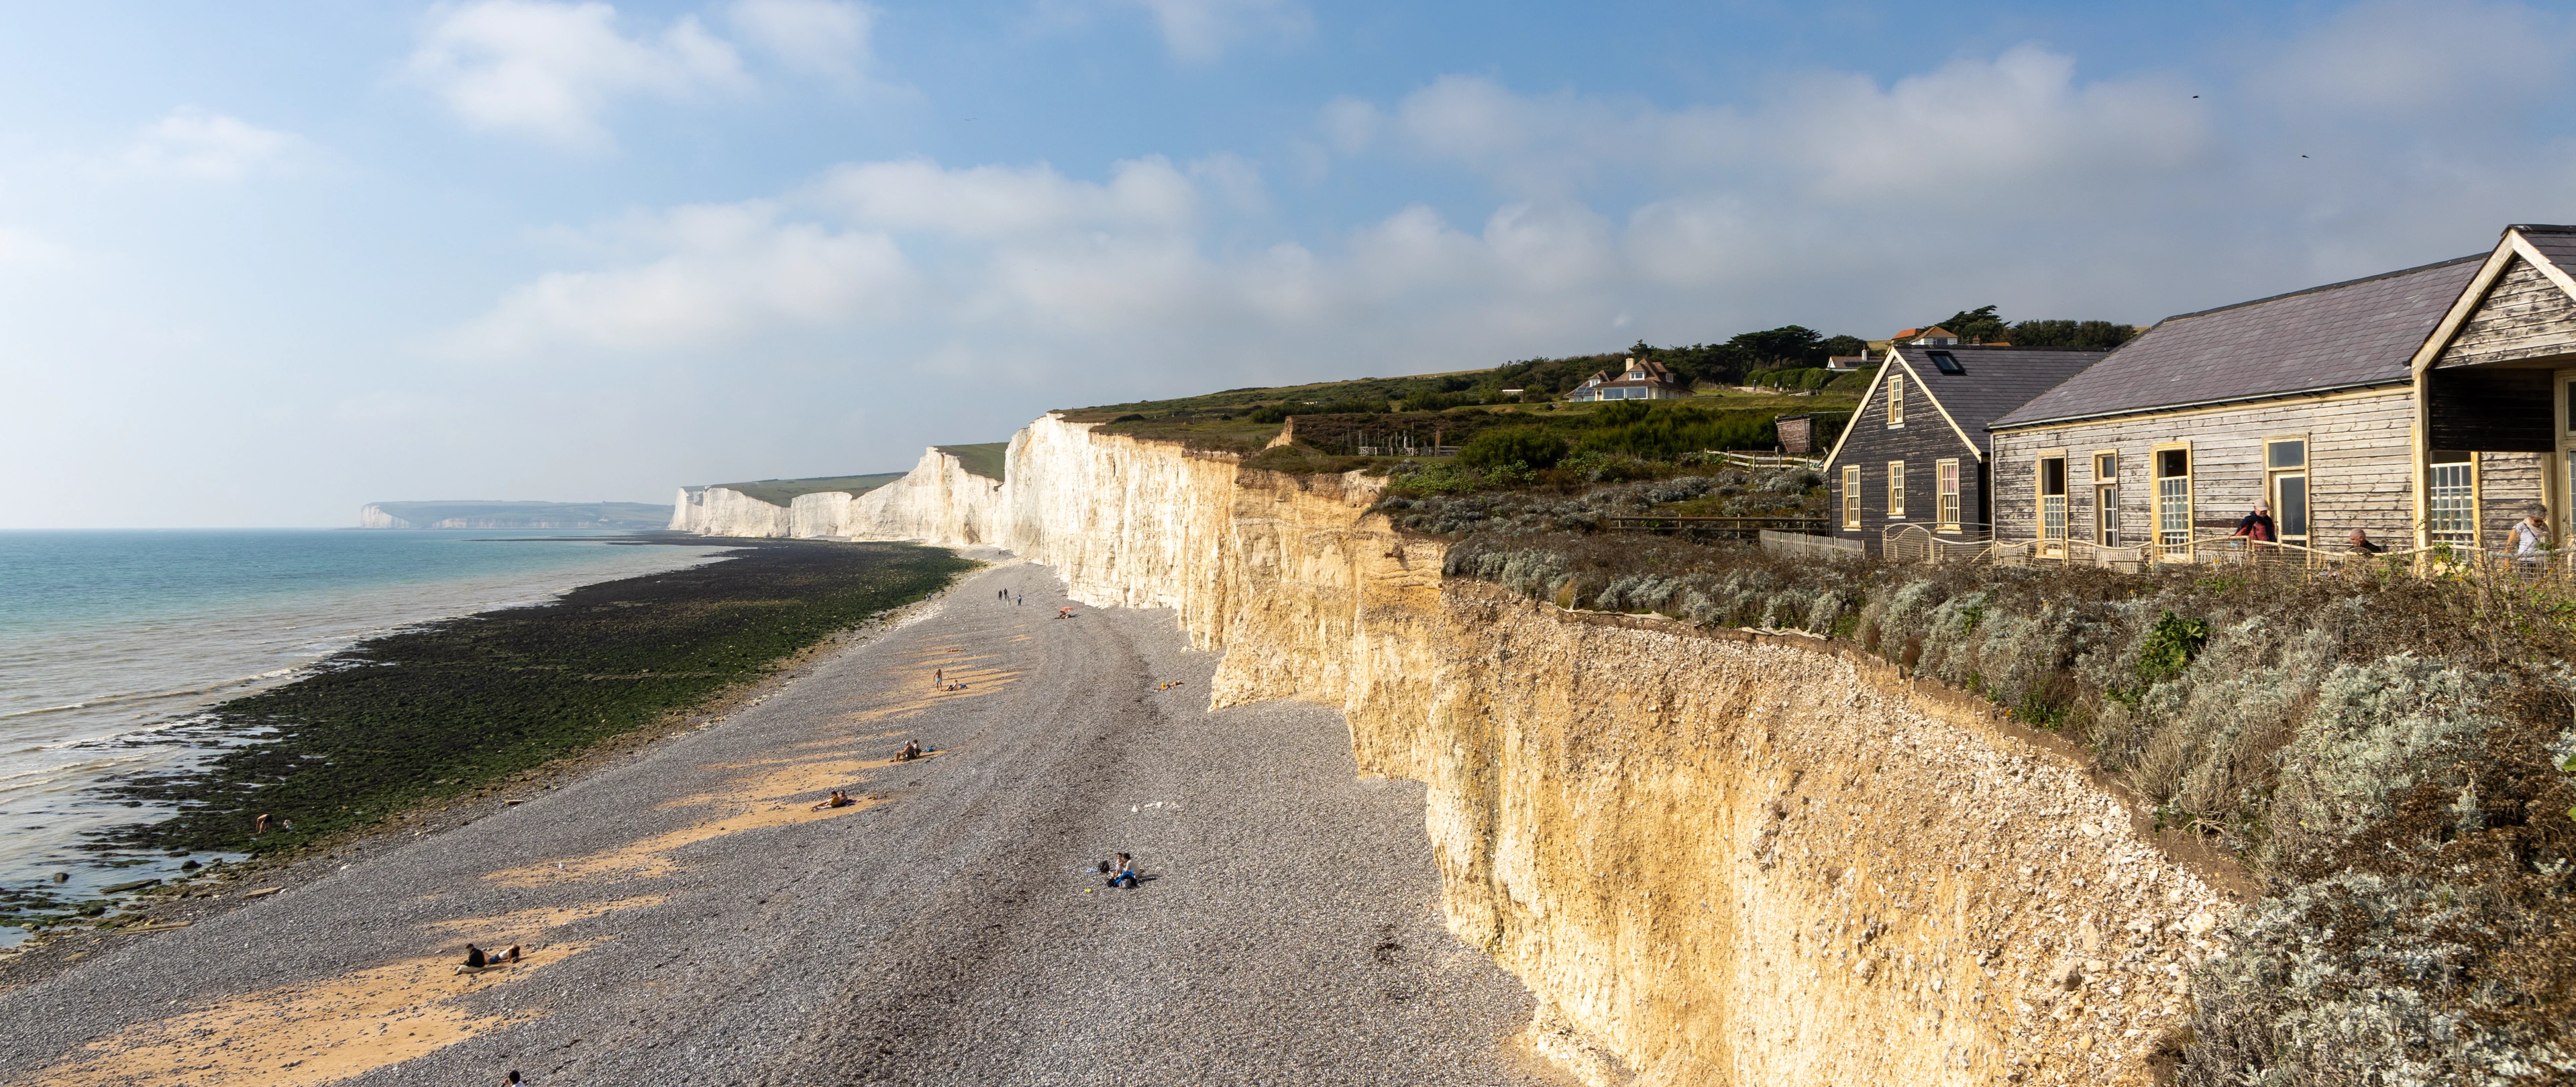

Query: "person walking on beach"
left=933, top=666, right=943, bottom=688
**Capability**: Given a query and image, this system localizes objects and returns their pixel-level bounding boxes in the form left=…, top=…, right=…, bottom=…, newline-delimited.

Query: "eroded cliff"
left=680, top=415, right=2237, bottom=1084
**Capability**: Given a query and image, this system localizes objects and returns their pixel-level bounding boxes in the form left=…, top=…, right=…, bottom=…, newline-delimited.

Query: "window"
left=1887, top=373, right=1904, bottom=427
left=1928, top=351, right=1964, bottom=374
left=2094, top=452, right=2120, bottom=547
left=2265, top=437, right=2309, bottom=543
left=1937, top=460, right=1962, bottom=529
left=1888, top=460, right=1907, bottom=518
left=2428, top=451, right=2475, bottom=547
left=1842, top=466, right=1862, bottom=529
left=2155, top=446, right=2194, bottom=557
left=2039, top=455, right=2068, bottom=546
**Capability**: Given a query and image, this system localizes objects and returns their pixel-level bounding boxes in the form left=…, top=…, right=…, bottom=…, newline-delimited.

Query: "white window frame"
left=2155, top=442, right=2194, bottom=560
left=1936, top=459, right=1961, bottom=531
left=1886, top=372, right=1905, bottom=428
left=1842, top=465, right=1862, bottom=530
left=1888, top=460, right=1906, bottom=519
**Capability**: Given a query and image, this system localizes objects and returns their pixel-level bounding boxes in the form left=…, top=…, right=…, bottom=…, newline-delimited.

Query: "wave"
left=0, top=667, right=305, bottom=723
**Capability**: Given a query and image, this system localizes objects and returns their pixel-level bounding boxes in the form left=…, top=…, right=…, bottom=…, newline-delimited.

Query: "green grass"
left=934, top=443, right=1010, bottom=482
left=95, top=540, right=975, bottom=860
left=716, top=473, right=908, bottom=506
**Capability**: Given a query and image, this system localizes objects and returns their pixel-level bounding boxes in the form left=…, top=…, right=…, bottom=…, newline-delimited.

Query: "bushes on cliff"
left=1435, top=529, right=2576, bottom=1083
left=1458, top=427, right=1568, bottom=471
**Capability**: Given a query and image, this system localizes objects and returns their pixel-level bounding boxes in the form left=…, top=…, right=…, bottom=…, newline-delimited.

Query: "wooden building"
left=1820, top=344, right=2108, bottom=555
left=1987, top=224, right=2576, bottom=558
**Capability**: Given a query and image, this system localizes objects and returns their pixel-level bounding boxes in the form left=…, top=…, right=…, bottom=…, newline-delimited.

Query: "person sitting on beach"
left=1106, top=852, right=1140, bottom=889
left=464, top=943, right=523, bottom=969
left=812, top=789, right=854, bottom=811
left=254, top=813, right=272, bottom=835
left=899, top=739, right=922, bottom=761
left=1058, top=607, right=1075, bottom=619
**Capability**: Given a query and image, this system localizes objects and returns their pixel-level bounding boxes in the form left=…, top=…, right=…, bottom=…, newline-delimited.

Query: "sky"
left=4, top=0, right=2575, bottom=527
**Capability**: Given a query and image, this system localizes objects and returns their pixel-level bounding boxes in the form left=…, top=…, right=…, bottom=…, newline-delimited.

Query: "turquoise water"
left=0, top=529, right=733, bottom=923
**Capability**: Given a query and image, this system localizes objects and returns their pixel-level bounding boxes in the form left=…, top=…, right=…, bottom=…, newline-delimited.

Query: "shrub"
left=1247, top=405, right=1291, bottom=424
left=1458, top=428, right=1568, bottom=471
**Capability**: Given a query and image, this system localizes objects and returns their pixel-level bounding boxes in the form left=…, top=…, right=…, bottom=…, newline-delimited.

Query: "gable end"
left=2435, top=255, right=2576, bottom=369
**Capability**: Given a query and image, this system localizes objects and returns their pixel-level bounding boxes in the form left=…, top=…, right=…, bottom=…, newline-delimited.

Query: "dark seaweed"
left=91, top=539, right=974, bottom=857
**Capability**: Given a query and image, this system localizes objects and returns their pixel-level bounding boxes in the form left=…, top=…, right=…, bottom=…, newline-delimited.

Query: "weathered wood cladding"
left=2426, top=367, right=2553, bottom=452
left=2435, top=256, right=2576, bottom=370
left=1991, top=389, right=2418, bottom=548
left=1823, top=366, right=1986, bottom=555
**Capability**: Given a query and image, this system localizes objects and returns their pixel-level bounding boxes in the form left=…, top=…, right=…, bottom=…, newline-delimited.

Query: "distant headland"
left=358, top=500, right=672, bottom=529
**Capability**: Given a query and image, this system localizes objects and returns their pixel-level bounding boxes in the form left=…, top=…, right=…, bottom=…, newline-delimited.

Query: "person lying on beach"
left=900, top=739, right=923, bottom=761
left=812, top=789, right=854, bottom=811
left=462, top=943, right=523, bottom=969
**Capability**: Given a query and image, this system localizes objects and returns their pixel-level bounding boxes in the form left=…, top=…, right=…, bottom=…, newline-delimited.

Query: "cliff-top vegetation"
left=1421, top=509, right=2575, bottom=1086
left=934, top=443, right=1010, bottom=482
left=714, top=472, right=909, bottom=506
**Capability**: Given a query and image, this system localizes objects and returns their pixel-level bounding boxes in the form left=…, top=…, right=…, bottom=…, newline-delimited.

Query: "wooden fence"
left=1605, top=516, right=1827, bottom=539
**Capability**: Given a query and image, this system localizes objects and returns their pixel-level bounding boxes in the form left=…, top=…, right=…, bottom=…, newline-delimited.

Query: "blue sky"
left=5, top=0, right=2573, bottom=526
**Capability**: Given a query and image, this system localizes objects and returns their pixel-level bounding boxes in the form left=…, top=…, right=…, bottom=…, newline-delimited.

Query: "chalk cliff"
left=678, top=414, right=2237, bottom=1085
left=669, top=447, right=1008, bottom=542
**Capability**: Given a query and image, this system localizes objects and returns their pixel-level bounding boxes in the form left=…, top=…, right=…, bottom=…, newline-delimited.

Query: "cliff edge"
left=671, top=415, right=2231, bottom=1086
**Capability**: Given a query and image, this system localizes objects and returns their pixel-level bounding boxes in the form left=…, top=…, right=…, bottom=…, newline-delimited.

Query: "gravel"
left=0, top=562, right=1549, bottom=1086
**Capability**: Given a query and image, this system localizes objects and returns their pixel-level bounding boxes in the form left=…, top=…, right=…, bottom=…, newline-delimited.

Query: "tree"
left=1930, top=305, right=2008, bottom=344
left=1821, top=334, right=1868, bottom=358
left=1726, top=325, right=1829, bottom=368
left=2008, top=319, right=2140, bottom=351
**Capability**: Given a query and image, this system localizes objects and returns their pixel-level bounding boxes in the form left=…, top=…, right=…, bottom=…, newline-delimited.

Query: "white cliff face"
left=670, top=448, right=1011, bottom=544
left=794, top=446, right=1011, bottom=543
left=665, top=415, right=2231, bottom=1085
left=359, top=504, right=409, bottom=529
left=669, top=485, right=793, bottom=537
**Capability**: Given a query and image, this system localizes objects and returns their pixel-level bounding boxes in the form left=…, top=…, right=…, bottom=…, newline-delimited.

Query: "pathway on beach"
left=0, top=562, right=1551, bottom=1086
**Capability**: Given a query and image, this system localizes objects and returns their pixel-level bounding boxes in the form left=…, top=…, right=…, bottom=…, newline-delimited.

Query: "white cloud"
left=448, top=10, right=2576, bottom=407
left=1110, top=0, right=1310, bottom=62
left=446, top=201, right=911, bottom=354
left=810, top=157, right=1200, bottom=238
left=117, top=107, right=303, bottom=181
left=727, top=0, right=874, bottom=83
left=407, top=0, right=749, bottom=150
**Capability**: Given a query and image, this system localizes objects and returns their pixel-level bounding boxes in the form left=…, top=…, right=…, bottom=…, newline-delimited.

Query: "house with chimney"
left=1564, top=357, right=1691, bottom=401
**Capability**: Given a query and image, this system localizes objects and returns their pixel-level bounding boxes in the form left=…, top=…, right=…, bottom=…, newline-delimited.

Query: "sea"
left=0, top=529, right=735, bottom=937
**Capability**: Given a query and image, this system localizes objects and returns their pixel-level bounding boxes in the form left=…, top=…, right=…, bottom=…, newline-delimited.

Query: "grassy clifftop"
left=716, top=473, right=908, bottom=507
left=934, top=443, right=1009, bottom=482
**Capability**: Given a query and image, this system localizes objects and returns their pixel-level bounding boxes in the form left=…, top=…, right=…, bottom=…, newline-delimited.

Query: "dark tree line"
left=1923, top=305, right=2139, bottom=351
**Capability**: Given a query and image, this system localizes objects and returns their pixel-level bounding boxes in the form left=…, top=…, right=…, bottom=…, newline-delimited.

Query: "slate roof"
left=1886, top=345, right=2109, bottom=456
left=1991, top=254, right=2485, bottom=429
left=2514, top=223, right=2576, bottom=276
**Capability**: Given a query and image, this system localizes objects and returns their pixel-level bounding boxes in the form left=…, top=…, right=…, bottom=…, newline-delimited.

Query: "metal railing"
left=1760, top=529, right=1866, bottom=561
left=1882, top=524, right=1999, bottom=565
